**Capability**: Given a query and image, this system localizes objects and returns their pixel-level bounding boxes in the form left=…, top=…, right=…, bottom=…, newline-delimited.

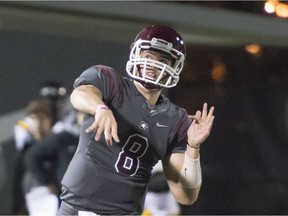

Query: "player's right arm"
left=70, top=84, right=119, bottom=145
left=162, top=103, right=214, bottom=205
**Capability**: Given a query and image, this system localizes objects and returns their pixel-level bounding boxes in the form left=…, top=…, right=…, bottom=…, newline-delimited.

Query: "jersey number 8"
left=115, top=134, right=148, bottom=176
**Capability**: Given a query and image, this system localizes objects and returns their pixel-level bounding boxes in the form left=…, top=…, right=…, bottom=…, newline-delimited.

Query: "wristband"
left=94, top=104, right=110, bottom=115
left=187, top=141, right=200, bottom=149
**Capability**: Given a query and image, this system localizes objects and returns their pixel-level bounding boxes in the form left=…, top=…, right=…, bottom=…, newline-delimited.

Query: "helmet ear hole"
left=126, top=25, right=185, bottom=88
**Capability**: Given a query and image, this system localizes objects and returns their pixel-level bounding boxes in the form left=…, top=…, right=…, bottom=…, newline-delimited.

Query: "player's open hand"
left=187, top=103, right=215, bottom=149
left=85, top=109, right=120, bottom=145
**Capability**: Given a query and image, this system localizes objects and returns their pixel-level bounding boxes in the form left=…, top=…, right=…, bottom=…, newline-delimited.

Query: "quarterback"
left=57, top=24, right=215, bottom=215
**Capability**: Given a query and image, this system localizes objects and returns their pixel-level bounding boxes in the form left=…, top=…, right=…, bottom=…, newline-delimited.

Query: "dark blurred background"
left=1, top=1, right=288, bottom=215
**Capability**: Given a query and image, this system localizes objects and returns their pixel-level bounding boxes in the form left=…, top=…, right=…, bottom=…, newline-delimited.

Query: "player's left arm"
left=163, top=103, right=215, bottom=205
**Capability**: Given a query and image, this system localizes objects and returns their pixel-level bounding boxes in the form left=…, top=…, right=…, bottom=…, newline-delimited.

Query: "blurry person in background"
left=24, top=109, right=83, bottom=212
left=12, top=81, right=67, bottom=214
left=17, top=98, right=56, bottom=149
left=142, top=160, right=181, bottom=216
left=20, top=98, right=57, bottom=216
left=14, top=81, right=67, bottom=152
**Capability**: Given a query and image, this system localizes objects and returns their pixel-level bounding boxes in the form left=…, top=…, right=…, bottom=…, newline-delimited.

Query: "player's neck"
left=134, top=81, right=162, bottom=105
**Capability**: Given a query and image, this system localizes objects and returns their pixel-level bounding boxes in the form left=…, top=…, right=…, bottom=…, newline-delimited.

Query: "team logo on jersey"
left=139, top=121, right=149, bottom=131
left=156, top=122, right=168, bottom=127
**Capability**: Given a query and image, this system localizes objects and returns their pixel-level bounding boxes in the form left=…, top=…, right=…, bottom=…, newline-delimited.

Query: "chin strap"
left=138, top=80, right=162, bottom=90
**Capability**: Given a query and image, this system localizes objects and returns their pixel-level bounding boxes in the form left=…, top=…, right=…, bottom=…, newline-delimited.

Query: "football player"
left=57, top=24, right=215, bottom=215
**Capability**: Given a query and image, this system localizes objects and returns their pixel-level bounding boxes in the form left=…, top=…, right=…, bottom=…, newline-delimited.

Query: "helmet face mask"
left=126, top=25, right=186, bottom=89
